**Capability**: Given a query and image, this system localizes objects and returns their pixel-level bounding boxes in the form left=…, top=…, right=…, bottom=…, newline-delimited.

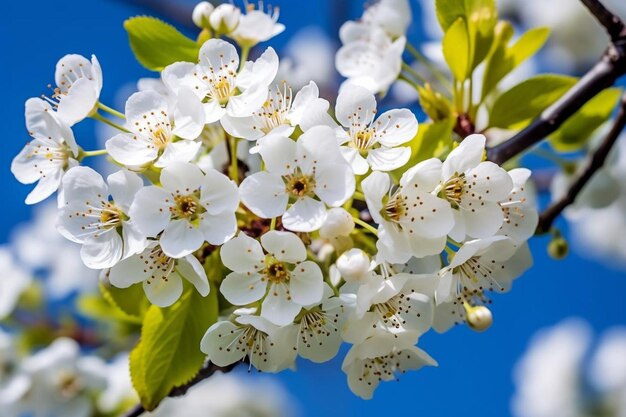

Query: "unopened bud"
left=336, top=248, right=370, bottom=283
left=209, top=4, right=241, bottom=35
left=466, top=305, right=493, bottom=332
left=192, top=2, right=215, bottom=29
left=548, top=236, right=569, bottom=260
left=320, top=208, right=355, bottom=239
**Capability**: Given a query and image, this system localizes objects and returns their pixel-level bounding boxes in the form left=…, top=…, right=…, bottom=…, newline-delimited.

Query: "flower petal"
left=367, top=146, right=411, bottom=172
left=154, top=140, right=201, bottom=168
left=261, top=284, right=302, bottom=326
left=220, top=272, right=266, bottom=305
left=335, top=84, right=377, bottom=129
left=261, top=230, right=307, bottom=263
left=290, top=261, right=324, bottom=305
left=282, top=197, right=327, bottom=232
left=240, top=172, right=288, bottom=218
left=176, top=255, right=210, bottom=297
left=129, top=186, right=172, bottom=237
left=80, top=230, right=123, bottom=269
left=199, top=169, right=239, bottom=215
left=160, top=161, right=205, bottom=192
left=143, top=270, right=183, bottom=307
left=160, top=219, right=205, bottom=258
left=105, top=133, right=157, bottom=167
left=442, top=134, right=485, bottom=178
left=199, top=210, right=237, bottom=245
left=220, top=232, right=265, bottom=273
left=373, top=108, right=418, bottom=147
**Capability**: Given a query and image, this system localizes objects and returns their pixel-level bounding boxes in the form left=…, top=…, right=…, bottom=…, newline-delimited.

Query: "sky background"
left=3, top=1, right=626, bottom=416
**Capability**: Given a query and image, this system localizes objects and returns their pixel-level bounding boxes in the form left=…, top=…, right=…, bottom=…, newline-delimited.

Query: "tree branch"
left=536, top=92, right=626, bottom=233
left=122, top=361, right=242, bottom=417
left=486, top=0, right=626, bottom=166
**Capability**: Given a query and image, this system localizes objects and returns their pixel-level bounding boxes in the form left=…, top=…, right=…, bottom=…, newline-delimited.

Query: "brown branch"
left=537, top=92, right=626, bottom=233
left=486, top=0, right=626, bottom=166
left=123, top=361, right=242, bottom=417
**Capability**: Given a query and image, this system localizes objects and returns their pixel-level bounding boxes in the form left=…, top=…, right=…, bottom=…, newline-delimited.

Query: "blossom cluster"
left=10, top=0, right=539, bottom=400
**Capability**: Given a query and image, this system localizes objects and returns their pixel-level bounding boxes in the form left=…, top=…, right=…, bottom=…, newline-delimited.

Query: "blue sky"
left=4, top=1, right=626, bottom=416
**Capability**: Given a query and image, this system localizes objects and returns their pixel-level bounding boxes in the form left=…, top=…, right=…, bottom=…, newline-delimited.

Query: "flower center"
left=351, top=129, right=377, bottom=152
left=254, top=83, right=293, bottom=133
left=442, top=174, right=466, bottom=208
left=382, top=192, right=407, bottom=222
left=209, top=76, right=235, bottom=105
left=152, top=127, right=171, bottom=149
left=99, top=207, right=122, bottom=227
left=172, top=194, right=204, bottom=221
left=264, top=260, right=290, bottom=284
left=285, top=172, right=316, bottom=198
left=57, top=371, right=81, bottom=399
left=28, top=142, right=71, bottom=169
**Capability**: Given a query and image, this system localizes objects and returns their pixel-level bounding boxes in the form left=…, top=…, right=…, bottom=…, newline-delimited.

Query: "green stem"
left=398, top=75, right=421, bottom=92
left=270, top=217, right=276, bottom=231
left=80, top=149, right=108, bottom=159
left=401, top=62, right=428, bottom=85
left=229, top=136, right=239, bottom=183
left=91, top=113, right=130, bottom=133
left=353, top=191, right=366, bottom=201
left=406, top=42, right=453, bottom=91
left=97, top=102, right=126, bottom=119
left=239, top=46, right=250, bottom=72
left=352, top=216, right=378, bottom=236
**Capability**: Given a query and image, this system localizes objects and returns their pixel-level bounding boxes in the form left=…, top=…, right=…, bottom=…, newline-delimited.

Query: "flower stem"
left=91, top=113, right=130, bottom=133
left=398, top=75, right=421, bottom=92
left=353, top=191, right=366, bottom=201
left=80, top=149, right=108, bottom=159
left=352, top=216, right=378, bottom=236
left=239, top=46, right=250, bottom=72
left=97, top=102, right=126, bottom=119
left=401, top=62, right=427, bottom=85
left=229, top=136, right=239, bottom=183
left=405, top=42, right=453, bottom=91
left=270, top=217, right=276, bottom=231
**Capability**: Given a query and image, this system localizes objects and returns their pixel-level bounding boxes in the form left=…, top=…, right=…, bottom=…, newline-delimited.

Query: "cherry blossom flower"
left=105, top=91, right=201, bottom=168
left=162, top=39, right=278, bottom=137
left=108, top=242, right=209, bottom=307
left=362, top=170, right=454, bottom=263
left=129, top=162, right=239, bottom=258
left=343, top=268, right=436, bottom=344
left=209, top=4, right=241, bottom=35
left=362, top=0, right=412, bottom=38
left=221, top=81, right=326, bottom=150
left=319, top=207, right=355, bottom=239
left=219, top=231, right=323, bottom=326
left=307, top=84, right=417, bottom=174
left=57, top=167, right=147, bottom=269
left=201, top=313, right=297, bottom=372
left=12, top=98, right=79, bottom=205
left=45, top=54, right=103, bottom=126
left=0, top=248, right=32, bottom=320
left=336, top=22, right=405, bottom=94
left=499, top=168, right=539, bottom=243
left=342, top=330, right=436, bottom=399
left=230, top=3, right=285, bottom=48
left=191, top=2, right=214, bottom=29
left=239, top=126, right=355, bottom=232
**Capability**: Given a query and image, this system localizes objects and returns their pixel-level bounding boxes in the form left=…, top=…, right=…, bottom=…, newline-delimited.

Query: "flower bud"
left=209, top=4, right=241, bottom=35
left=548, top=236, right=569, bottom=260
left=319, top=208, right=355, bottom=239
left=192, top=2, right=215, bottom=29
left=466, top=305, right=493, bottom=332
left=336, top=248, right=370, bottom=283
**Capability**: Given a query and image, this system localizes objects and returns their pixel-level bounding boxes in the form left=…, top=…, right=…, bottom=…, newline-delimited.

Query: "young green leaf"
left=417, top=83, right=453, bottom=122
left=443, top=18, right=470, bottom=81
left=549, top=88, right=623, bottom=152
left=100, top=281, right=149, bottom=320
left=130, top=283, right=218, bottom=410
left=124, top=16, right=200, bottom=72
left=489, top=74, right=577, bottom=129
left=409, top=118, right=455, bottom=164
left=482, top=25, right=550, bottom=100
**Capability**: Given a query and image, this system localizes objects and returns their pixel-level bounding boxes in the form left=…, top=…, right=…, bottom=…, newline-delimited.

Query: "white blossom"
left=239, top=126, right=355, bottom=232
left=105, top=90, right=201, bottom=168
left=0, top=248, right=32, bottom=320
left=130, top=162, right=239, bottom=258
left=499, top=168, right=539, bottom=243
left=209, top=4, right=242, bottom=35
left=230, top=3, right=285, bottom=48
left=219, top=231, right=323, bottom=326
left=11, top=98, right=79, bottom=205
left=342, top=330, right=436, bottom=399
left=362, top=0, right=412, bottom=38
left=162, top=39, right=278, bottom=137
left=191, top=1, right=215, bottom=29
left=319, top=207, right=354, bottom=239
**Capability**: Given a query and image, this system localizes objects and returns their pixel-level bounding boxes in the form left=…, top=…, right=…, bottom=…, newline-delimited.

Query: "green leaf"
left=410, top=118, right=455, bottom=163
left=130, top=283, right=218, bottom=410
left=482, top=24, right=550, bottom=99
left=549, top=88, right=622, bottom=152
left=124, top=16, right=200, bottom=71
left=489, top=74, right=577, bottom=129
left=436, top=0, right=497, bottom=72
left=443, top=18, right=470, bottom=81
left=100, top=282, right=149, bottom=320
left=417, top=83, right=453, bottom=122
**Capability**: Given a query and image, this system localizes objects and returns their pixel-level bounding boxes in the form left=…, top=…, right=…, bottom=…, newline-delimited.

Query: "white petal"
left=314, top=163, right=355, bottom=206
left=462, top=201, right=505, bottom=239
left=154, top=140, right=201, bottom=168
left=367, top=146, right=411, bottom=172
left=402, top=190, right=454, bottom=238
left=201, top=321, right=246, bottom=365
left=125, top=90, right=168, bottom=126
left=335, top=84, right=377, bottom=129
left=220, top=272, right=266, bottom=305
left=160, top=219, right=205, bottom=258
left=400, top=157, right=443, bottom=191
left=56, top=78, right=98, bottom=126
left=290, top=261, right=324, bottom=305
left=220, top=114, right=263, bottom=141
left=200, top=169, right=239, bottom=214
left=227, top=85, right=269, bottom=118
left=129, top=186, right=172, bottom=237
left=80, top=230, right=123, bottom=269
left=24, top=166, right=63, bottom=205
left=107, top=169, right=144, bottom=212
left=289, top=81, right=320, bottom=125
left=237, top=46, right=278, bottom=90
left=172, top=87, right=206, bottom=140
left=108, top=253, right=151, bottom=288
left=220, top=232, right=265, bottom=273
left=143, top=270, right=183, bottom=307
left=341, top=146, right=370, bottom=175
left=442, top=134, right=486, bottom=178
left=239, top=172, right=288, bottom=218
left=258, top=134, right=298, bottom=175
left=160, top=161, right=205, bottom=192
left=465, top=161, right=514, bottom=202
left=298, top=98, right=338, bottom=131
left=373, top=108, right=418, bottom=147
left=106, top=133, right=157, bottom=166
left=261, top=284, right=302, bottom=326
left=261, top=230, right=306, bottom=263
left=122, top=220, right=149, bottom=259
left=161, top=61, right=197, bottom=95
left=199, top=210, right=237, bottom=245
left=176, top=256, right=210, bottom=296
left=361, top=171, right=390, bottom=224
left=282, top=197, right=327, bottom=232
